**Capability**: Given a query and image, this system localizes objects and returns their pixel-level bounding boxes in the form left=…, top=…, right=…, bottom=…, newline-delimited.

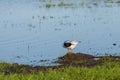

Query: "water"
left=0, top=0, right=120, bottom=66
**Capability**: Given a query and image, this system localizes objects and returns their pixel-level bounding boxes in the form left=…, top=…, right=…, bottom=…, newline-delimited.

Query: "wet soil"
left=57, top=52, right=120, bottom=67
left=1, top=52, right=120, bottom=74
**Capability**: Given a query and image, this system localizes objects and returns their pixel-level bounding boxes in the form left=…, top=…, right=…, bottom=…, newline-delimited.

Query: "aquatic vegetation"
left=58, top=1, right=74, bottom=7
left=28, top=24, right=36, bottom=29
left=42, top=16, right=46, bottom=19
left=45, top=3, right=55, bottom=8
left=46, top=3, right=52, bottom=8
left=105, top=0, right=120, bottom=3
left=93, top=2, right=98, bottom=6
left=45, top=1, right=74, bottom=8
left=44, top=0, right=120, bottom=9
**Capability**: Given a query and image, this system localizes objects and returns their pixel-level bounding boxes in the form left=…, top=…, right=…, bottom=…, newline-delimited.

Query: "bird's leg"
left=68, top=48, right=73, bottom=53
left=67, top=49, right=74, bottom=56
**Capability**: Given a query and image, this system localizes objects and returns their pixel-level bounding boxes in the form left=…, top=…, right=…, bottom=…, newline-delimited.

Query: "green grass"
left=0, top=61, right=120, bottom=80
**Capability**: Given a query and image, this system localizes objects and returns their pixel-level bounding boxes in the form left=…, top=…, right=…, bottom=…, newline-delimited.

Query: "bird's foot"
left=66, top=52, right=75, bottom=56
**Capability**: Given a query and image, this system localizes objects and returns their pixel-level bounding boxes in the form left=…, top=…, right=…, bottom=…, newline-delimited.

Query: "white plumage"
left=63, top=40, right=80, bottom=52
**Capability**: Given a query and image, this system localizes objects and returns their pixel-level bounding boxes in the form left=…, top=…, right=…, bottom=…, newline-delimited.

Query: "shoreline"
left=0, top=52, right=120, bottom=74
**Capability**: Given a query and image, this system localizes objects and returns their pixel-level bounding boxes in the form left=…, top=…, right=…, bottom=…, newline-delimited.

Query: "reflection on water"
left=0, top=0, right=120, bottom=66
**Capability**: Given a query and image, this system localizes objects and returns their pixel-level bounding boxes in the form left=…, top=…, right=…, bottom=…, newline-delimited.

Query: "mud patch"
left=56, top=52, right=120, bottom=67
left=57, top=52, right=96, bottom=67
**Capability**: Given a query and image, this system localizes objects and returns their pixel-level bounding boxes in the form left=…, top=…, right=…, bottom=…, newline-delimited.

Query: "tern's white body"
left=63, top=40, right=80, bottom=52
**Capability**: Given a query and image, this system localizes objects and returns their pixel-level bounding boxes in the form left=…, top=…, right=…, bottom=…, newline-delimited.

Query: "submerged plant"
left=45, top=3, right=56, bottom=8
left=58, top=1, right=73, bottom=7
left=46, top=3, right=52, bottom=8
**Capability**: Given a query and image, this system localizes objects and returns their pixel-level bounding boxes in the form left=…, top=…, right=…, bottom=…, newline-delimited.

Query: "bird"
left=63, top=40, right=80, bottom=53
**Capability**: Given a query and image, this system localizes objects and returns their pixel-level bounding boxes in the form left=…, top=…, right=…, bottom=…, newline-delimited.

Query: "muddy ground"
left=1, top=52, right=120, bottom=74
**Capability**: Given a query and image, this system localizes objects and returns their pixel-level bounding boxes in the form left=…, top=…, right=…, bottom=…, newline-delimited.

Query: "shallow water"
left=0, top=0, right=120, bottom=66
